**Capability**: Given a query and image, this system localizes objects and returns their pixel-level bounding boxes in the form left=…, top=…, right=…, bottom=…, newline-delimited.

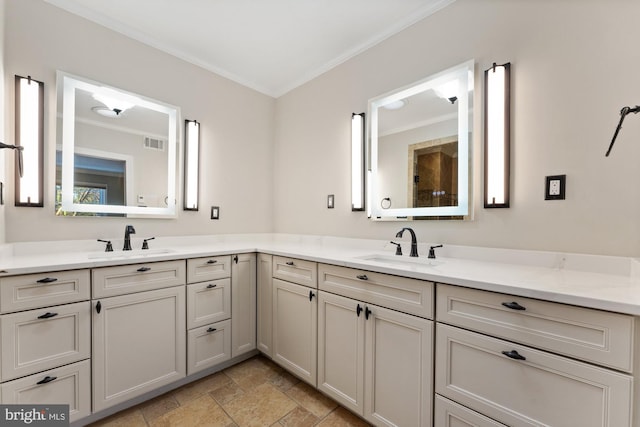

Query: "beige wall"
left=4, top=0, right=274, bottom=243
left=4, top=0, right=640, bottom=257
left=274, top=0, right=640, bottom=256
left=0, top=0, right=4, bottom=244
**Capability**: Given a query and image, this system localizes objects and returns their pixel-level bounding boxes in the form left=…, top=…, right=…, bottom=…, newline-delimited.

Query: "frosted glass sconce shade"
left=184, top=119, right=200, bottom=211
left=15, top=75, right=44, bottom=207
left=484, top=63, right=511, bottom=208
left=351, top=112, right=365, bottom=211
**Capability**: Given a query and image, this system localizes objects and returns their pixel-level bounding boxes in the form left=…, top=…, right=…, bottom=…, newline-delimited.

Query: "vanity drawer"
left=0, top=301, right=90, bottom=381
left=187, top=278, right=231, bottom=329
left=187, top=255, right=231, bottom=284
left=92, top=260, right=186, bottom=298
left=273, top=256, right=317, bottom=288
left=0, top=269, right=90, bottom=313
left=435, top=323, right=633, bottom=427
left=434, top=395, right=507, bottom=427
left=187, top=319, right=231, bottom=375
left=318, top=264, right=433, bottom=319
left=1, top=359, right=91, bottom=423
left=436, top=284, right=634, bottom=372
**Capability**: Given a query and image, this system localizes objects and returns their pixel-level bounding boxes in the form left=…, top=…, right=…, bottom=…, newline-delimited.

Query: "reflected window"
left=55, top=151, right=125, bottom=216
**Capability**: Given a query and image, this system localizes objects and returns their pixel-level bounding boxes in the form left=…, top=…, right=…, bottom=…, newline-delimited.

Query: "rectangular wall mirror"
left=56, top=71, right=179, bottom=217
left=368, top=60, right=474, bottom=220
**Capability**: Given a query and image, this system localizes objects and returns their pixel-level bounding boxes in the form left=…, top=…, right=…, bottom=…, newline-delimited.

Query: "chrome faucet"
left=123, top=225, right=136, bottom=251
left=395, top=227, right=419, bottom=257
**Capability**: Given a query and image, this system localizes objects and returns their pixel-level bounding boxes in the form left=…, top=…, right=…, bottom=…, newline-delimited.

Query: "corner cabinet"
left=272, top=256, right=318, bottom=386
left=256, top=253, right=273, bottom=357
left=92, top=261, right=186, bottom=412
left=231, top=253, right=257, bottom=357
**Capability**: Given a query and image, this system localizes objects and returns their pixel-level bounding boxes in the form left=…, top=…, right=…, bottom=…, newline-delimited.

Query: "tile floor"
left=89, top=355, right=371, bottom=427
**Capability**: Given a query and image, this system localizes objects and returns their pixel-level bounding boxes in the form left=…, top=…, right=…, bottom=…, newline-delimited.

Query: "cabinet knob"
left=502, top=350, right=526, bottom=361
left=356, top=304, right=363, bottom=317
left=37, top=312, right=58, bottom=319
left=206, top=284, right=217, bottom=289
left=96, top=301, right=102, bottom=314
left=36, top=376, right=57, bottom=385
left=36, top=277, right=58, bottom=284
left=309, top=290, right=315, bottom=301
left=286, top=261, right=294, bottom=266
left=356, top=274, right=368, bottom=281
left=207, top=327, right=217, bottom=333
left=137, top=267, right=151, bottom=272
left=206, top=259, right=217, bottom=264
left=501, top=301, right=526, bottom=311
left=365, top=306, right=372, bottom=320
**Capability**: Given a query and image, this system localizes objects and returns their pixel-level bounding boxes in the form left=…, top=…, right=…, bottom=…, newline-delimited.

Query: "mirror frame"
left=368, top=60, right=474, bottom=219
left=57, top=71, right=179, bottom=217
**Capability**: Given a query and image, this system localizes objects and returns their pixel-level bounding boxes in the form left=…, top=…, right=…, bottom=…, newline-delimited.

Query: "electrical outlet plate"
left=327, top=194, right=335, bottom=209
left=545, top=175, right=566, bottom=200
left=210, top=206, right=220, bottom=219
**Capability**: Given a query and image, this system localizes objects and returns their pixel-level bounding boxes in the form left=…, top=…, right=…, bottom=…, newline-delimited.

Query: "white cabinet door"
left=364, top=303, right=433, bottom=427
left=257, top=253, right=273, bottom=357
left=272, top=278, right=317, bottom=386
left=92, top=286, right=186, bottom=412
left=231, top=253, right=256, bottom=357
left=317, top=291, right=365, bottom=415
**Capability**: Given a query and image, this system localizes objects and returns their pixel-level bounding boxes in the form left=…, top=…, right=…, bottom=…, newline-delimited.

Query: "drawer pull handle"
left=36, top=277, right=58, bottom=284
left=502, top=350, right=526, bottom=361
left=356, top=304, right=362, bottom=317
left=356, top=274, right=368, bottom=280
left=365, top=306, right=372, bottom=320
left=502, top=301, right=526, bottom=311
left=36, top=376, right=57, bottom=385
left=207, top=259, right=218, bottom=264
left=286, top=261, right=295, bottom=266
left=137, top=267, right=151, bottom=272
left=207, top=327, right=217, bottom=333
left=96, top=301, right=102, bottom=314
left=206, top=284, right=217, bottom=289
left=309, top=290, right=315, bottom=301
left=37, top=312, right=58, bottom=319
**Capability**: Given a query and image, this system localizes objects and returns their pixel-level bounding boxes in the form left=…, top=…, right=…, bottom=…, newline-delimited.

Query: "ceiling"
left=43, top=0, right=455, bottom=97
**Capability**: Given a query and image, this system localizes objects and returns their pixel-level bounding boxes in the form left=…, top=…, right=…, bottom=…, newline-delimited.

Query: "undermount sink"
left=357, top=254, right=443, bottom=267
left=87, top=248, right=174, bottom=259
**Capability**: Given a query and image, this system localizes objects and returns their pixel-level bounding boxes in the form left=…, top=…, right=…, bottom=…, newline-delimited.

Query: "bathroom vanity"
left=0, top=234, right=637, bottom=427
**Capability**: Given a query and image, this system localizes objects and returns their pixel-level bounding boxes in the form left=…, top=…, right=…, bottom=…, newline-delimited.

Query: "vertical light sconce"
left=351, top=112, right=365, bottom=211
left=15, top=75, right=44, bottom=207
left=184, top=119, right=200, bottom=211
left=484, top=62, right=511, bottom=208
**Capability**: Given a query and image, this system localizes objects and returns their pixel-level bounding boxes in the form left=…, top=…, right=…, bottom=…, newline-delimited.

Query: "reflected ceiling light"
left=434, top=80, right=459, bottom=104
left=184, top=119, right=200, bottom=211
left=383, top=100, right=405, bottom=110
left=351, top=112, right=365, bottom=211
left=92, top=87, right=136, bottom=115
left=15, top=75, right=44, bottom=207
left=484, top=62, right=511, bottom=208
left=91, top=106, right=121, bottom=118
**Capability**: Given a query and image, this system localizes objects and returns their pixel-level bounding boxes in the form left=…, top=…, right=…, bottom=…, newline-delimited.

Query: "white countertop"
left=2, top=233, right=640, bottom=315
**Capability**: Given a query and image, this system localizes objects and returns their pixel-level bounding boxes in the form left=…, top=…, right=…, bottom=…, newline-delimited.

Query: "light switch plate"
left=327, top=194, right=335, bottom=209
left=545, top=175, right=566, bottom=200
